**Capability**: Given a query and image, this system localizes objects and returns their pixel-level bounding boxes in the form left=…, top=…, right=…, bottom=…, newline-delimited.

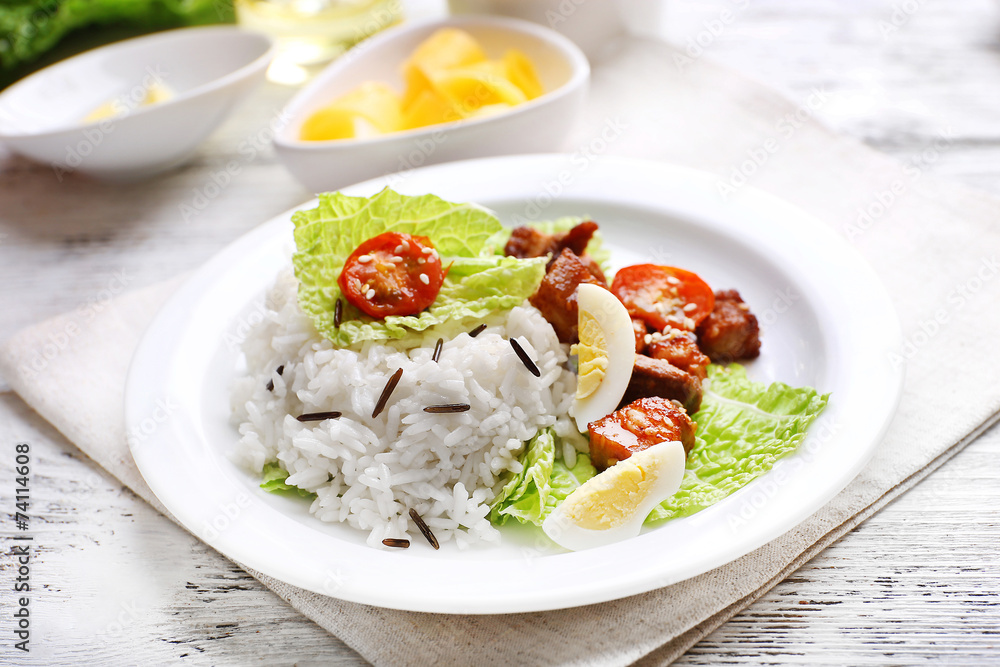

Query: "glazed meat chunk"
left=619, top=355, right=703, bottom=414
left=588, top=397, right=696, bottom=470
left=695, top=289, right=761, bottom=362
left=504, top=220, right=598, bottom=262
left=632, top=318, right=648, bottom=354
left=529, top=248, right=608, bottom=343
left=647, top=335, right=710, bottom=380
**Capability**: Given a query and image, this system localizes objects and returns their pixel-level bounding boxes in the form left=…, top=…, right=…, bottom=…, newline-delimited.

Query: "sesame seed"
left=738, top=302, right=750, bottom=311
left=417, top=258, right=426, bottom=264
left=419, top=273, right=429, bottom=285
left=421, top=246, right=433, bottom=254
left=358, top=254, right=373, bottom=263
left=683, top=302, right=697, bottom=312
left=391, top=256, right=404, bottom=263
left=666, top=276, right=680, bottom=285
left=395, top=243, right=408, bottom=254
left=684, top=317, right=695, bottom=329
left=366, top=288, right=376, bottom=299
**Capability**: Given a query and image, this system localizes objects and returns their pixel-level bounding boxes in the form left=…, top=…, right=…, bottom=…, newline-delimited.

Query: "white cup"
left=447, top=0, right=664, bottom=60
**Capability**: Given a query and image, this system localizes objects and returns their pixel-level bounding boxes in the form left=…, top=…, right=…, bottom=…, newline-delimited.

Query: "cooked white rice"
left=230, top=270, right=578, bottom=548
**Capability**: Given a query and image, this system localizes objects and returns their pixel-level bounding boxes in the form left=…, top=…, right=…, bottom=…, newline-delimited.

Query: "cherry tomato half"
left=610, top=264, right=715, bottom=332
left=338, top=232, right=445, bottom=318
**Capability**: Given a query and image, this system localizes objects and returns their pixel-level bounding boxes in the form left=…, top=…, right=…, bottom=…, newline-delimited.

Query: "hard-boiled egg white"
left=571, top=283, right=635, bottom=432
left=542, top=440, right=686, bottom=551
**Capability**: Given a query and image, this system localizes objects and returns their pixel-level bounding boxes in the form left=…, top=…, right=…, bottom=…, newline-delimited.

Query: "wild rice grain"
left=382, top=538, right=410, bottom=548
left=423, top=404, right=471, bottom=414
left=372, top=368, right=404, bottom=418
left=509, top=338, right=541, bottom=377
left=432, top=338, right=443, bottom=362
left=409, top=508, right=440, bottom=550
left=469, top=323, right=487, bottom=338
left=334, top=299, right=343, bottom=327
left=296, top=411, right=342, bottom=422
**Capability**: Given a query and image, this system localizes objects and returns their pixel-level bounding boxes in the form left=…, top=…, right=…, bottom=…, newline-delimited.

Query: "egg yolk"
left=572, top=311, right=609, bottom=399
left=558, top=459, right=656, bottom=530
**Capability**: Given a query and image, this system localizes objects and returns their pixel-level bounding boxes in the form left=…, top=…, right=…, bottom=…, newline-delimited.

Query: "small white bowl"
left=0, top=26, right=275, bottom=181
left=274, top=16, right=589, bottom=193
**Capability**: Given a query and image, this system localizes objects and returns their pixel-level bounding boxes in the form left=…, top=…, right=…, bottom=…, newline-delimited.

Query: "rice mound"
left=231, top=270, right=576, bottom=548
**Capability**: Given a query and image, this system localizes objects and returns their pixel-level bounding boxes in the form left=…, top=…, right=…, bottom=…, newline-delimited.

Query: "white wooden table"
left=2, top=0, right=999, bottom=664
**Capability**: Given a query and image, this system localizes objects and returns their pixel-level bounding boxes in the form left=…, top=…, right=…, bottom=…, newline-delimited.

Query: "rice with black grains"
left=230, top=270, right=579, bottom=549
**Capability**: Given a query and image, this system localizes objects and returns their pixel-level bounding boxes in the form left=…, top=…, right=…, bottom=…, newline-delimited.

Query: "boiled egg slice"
left=571, top=283, right=635, bottom=432
left=542, top=440, right=686, bottom=551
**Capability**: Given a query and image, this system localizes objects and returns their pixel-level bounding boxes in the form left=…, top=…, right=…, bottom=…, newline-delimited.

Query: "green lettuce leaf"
left=646, top=364, right=829, bottom=522
left=489, top=429, right=596, bottom=527
left=489, top=365, right=828, bottom=528
left=489, top=429, right=555, bottom=526
left=260, top=462, right=318, bottom=500
left=292, top=188, right=547, bottom=346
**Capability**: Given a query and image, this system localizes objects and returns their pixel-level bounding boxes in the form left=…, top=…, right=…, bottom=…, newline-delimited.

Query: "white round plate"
left=126, top=155, right=903, bottom=614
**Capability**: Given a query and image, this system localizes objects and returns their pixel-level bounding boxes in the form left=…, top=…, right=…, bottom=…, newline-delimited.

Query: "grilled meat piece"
left=529, top=248, right=608, bottom=343
left=619, top=355, right=703, bottom=414
left=647, top=335, right=710, bottom=380
left=504, top=220, right=598, bottom=261
left=695, top=289, right=761, bottom=362
left=578, top=253, right=607, bottom=284
left=588, top=396, right=696, bottom=470
left=632, top=318, right=648, bottom=355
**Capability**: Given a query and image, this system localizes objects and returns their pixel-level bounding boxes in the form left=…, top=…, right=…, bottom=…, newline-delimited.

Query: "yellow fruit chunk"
left=401, top=64, right=434, bottom=109
left=405, top=28, right=488, bottom=74
left=431, top=61, right=527, bottom=112
left=300, top=106, right=356, bottom=141
left=402, top=88, right=462, bottom=130
left=300, top=82, right=402, bottom=141
left=83, top=82, right=174, bottom=123
left=571, top=311, right=609, bottom=400
left=298, top=29, right=546, bottom=141
left=330, top=82, right=403, bottom=133
left=144, top=82, right=173, bottom=106
left=503, top=49, right=544, bottom=100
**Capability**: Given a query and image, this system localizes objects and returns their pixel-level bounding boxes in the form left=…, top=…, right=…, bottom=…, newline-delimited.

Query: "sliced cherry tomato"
left=338, top=232, right=445, bottom=318
left=610, top=264, right=715, bottom=332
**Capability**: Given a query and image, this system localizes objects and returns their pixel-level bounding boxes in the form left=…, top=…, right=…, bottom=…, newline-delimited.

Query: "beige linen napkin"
left=4, top=38, right=1000, bottom=665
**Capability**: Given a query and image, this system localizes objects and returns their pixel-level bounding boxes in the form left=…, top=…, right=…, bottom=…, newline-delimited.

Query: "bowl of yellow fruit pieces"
left=274, top=16, right=589, bottom=192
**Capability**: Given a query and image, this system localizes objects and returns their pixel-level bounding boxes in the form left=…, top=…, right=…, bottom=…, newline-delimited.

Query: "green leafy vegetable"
left=260, top=461, right=318, bottom=500
left=646, top=364, right=828, bottom=522
left=1, top=0, right=232, bottom=85
left=489, top=365, right=828, bottom=527
left=292, top=188, right=547, bottom=346
left=490, top=429, right=596, bottom=527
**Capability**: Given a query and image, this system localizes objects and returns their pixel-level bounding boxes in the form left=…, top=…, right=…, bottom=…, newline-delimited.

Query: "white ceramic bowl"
left=0, top=26, right=275, bottom=181
left=274, top=16, right=589, bottom=193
